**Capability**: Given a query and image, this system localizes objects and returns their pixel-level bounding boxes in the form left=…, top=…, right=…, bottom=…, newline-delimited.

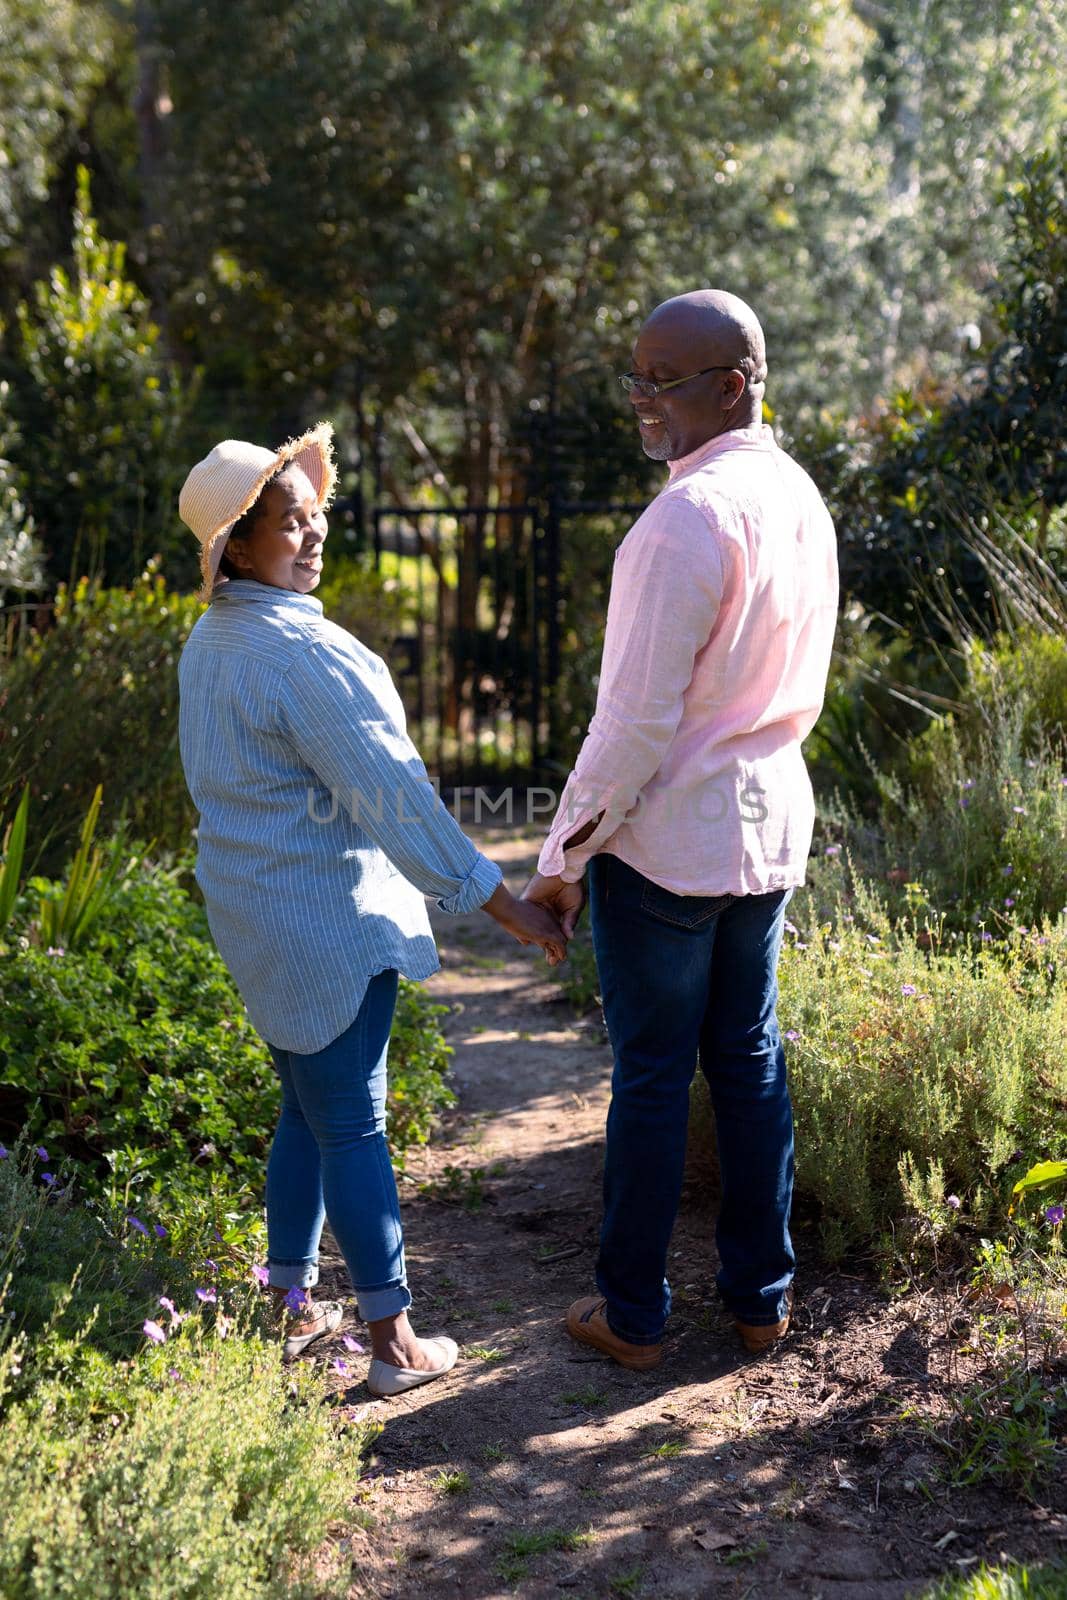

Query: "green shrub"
left=0, top=1146, right=377, bottom=1600
left=965, top=630, right=1067, bottom=747
left=9, top=167, right=195, bottom=594
left=0, top=569, right=202, bottom=875
left=777, top=888, right=1067, bottom=1258
left=0, top=852, right=455, bottom=1210
left=809, top=704, right=1067, bottom=938
left=314, top=549, right=413, bottom=662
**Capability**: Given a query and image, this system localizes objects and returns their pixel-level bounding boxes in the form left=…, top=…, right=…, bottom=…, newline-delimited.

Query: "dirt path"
left=315, top=829, right=1063, bottom=1599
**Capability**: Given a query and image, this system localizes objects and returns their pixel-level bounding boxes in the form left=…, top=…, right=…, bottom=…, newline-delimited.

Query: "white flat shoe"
left=366, top=1336, right=459, bottom=1397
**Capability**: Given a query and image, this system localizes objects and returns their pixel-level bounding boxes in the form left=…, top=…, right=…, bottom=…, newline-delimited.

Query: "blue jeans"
left=588, top=854, right=795, bottom=1344
left=264, top=969, right=412, bottom=1323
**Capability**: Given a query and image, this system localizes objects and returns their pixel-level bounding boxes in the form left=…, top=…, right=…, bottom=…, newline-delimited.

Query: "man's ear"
left=722, top=371, right=746, bottom=410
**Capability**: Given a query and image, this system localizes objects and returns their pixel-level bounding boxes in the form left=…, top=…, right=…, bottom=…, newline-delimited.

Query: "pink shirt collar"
left=667, top=423, right=776, bottom=481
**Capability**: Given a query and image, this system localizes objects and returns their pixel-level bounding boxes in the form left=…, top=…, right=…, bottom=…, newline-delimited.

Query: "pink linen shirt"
left=537, top=424, right=838, bottom=895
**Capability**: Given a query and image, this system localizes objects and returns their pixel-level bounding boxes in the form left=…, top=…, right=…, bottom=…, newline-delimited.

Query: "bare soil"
left=311, top=828, right=1065, bottom=1599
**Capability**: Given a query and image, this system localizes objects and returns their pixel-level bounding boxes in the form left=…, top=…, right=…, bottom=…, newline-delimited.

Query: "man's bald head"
left=628, top=290, right=766, bottom=460
left=644, top=291, right=767, bottom=395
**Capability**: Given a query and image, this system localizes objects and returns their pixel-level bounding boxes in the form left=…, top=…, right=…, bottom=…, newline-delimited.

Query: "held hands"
left=520, top=870, right=587, bottom=941
left=482, top=883, right=569, bottom=965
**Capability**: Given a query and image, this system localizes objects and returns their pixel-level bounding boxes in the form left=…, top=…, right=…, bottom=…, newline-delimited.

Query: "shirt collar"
left=667, top=423, right=776, bottom=481
left=211, top=577, right=324, bottom=615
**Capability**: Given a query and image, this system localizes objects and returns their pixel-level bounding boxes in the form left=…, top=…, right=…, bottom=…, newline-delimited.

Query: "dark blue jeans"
left=588, top=853, right=795, bottom=1344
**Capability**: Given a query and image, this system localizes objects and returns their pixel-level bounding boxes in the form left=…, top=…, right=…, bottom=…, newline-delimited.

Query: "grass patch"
left=495, top=1528, right=591, bottom=1584
left=917, top=1563, right=1067, bottom=1599
left=431, top=1469, right=471, bottom=1495
left=560, top=1385, right=608, bottom=1409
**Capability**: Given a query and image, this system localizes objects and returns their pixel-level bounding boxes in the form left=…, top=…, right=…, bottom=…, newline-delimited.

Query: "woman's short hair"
left=217, top=468, right=283, bottom=579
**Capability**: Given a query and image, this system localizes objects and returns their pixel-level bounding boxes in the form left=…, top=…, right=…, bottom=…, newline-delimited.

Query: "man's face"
left=227, top=466, right=328, bottom=592
left=628, top=318, right=743, bottom=462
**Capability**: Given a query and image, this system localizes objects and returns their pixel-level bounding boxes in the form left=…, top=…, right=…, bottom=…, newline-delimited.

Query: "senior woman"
left=177, top=424, right=565, bottom=1397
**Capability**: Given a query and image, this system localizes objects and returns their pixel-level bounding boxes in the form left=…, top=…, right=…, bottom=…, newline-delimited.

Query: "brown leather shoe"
left=734, top=1288, right=794, bottom=1354
left=566, top=1296, right=663, bottom=1370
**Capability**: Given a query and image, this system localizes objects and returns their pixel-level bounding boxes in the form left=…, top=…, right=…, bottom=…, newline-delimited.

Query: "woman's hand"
left=482, top=883, right=568, bottom=965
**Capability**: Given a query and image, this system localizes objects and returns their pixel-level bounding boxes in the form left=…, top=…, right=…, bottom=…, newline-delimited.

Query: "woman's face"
left=225, top=466, right=328, bottom=592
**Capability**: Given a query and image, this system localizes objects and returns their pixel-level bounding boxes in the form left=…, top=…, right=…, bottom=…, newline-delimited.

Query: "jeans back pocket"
left=639, top=879, right=734, bottom=930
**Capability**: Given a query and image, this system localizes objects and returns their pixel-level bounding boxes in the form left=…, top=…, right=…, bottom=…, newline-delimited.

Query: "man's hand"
left=521, top=870, right=587, bottom=940
left=482, top=883, right=568, bottom=964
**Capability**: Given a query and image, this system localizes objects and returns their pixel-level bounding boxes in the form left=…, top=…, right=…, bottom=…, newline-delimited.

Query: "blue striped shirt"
left=177, top=578, right=502, bottom=1052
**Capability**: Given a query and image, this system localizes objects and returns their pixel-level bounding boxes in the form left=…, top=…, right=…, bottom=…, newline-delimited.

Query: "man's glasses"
left=618, top=365, right=739, bottom=398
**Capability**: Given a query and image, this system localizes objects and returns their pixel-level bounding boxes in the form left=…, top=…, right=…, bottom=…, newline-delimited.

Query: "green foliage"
left=776, top=897, right=1067, bottom=1258
left=313, top=549, right=412, bottom=663
left=966, top=630, right=1067, bottom=747
left=919, top=1364, right=1065, bottom=1499
left=0, top=1146, right=376, bottom=1600
left=0, top=852, right=454, bottom=1206
left=0, top=570, right=202, bottom=875
left=0, top=382, right=42, bottom=600
left=9, top=167, right=195, bottom=592
left=810, top=702, right=1067, bottom=940
left=919, top=1566, right=1067, bottom=1600
left=0, top=783, right=27, bottom=933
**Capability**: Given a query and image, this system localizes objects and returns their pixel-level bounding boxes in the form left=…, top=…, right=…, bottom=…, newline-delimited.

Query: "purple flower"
left=159, top=1296, right=177, bottom=1316
left=252, top=1264, right=270, bottom=1287
left=784, top=1030, right=801, bottom=1042
left=154, top=1223, right=167, bottom=1239
left=332, top=1358, right=350, bottom=1377
left=979, top=931, right=993, bottom=943
left=284, top=1286, right=308, bottom=1314
left=1045, top=1205, right=1065, bottom=1227
left=784, top=920, right=799, bottom=936
left=1010, top=1150, right=1025, bottom=1164
left=1003, top=864, right=1013, bottom=875
left=45, top=946, right=65, bottom=958
left=1004, top=897, right=1015, bottom=908
left=35, top=1147, right=49, bottom=1162
left=212, top=1228, right=223, bottom=1243
left=341, top=1334, right=365, bottom=1354
left=204, top=1258, right=219, bottom=1274
left=945, top=1195, right=961, bottom=1211
left=128, top=1216, right=148, bottom=1236
left=1012, top=806, right=1027, bottom=816
left=901, top=984, right=917, bottom=997
left=168, top=1368, right=181, bottom=1381
left=0, top=1145, right=8, bottom=1160
left=42, top=1173, right=57, bottom=1187
left=143, top=1319, right=166, bottom=1344
left=195, top=1286, right=217, bottom=1304
left=824, top=844, right=841, bottom=857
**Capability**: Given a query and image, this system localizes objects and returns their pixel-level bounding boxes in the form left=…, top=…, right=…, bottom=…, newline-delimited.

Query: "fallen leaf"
left=693, top=1529, right=738, bottom=1553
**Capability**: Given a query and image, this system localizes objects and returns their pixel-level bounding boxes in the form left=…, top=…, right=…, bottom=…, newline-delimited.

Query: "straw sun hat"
left=179, top=422, right=337, bottom=602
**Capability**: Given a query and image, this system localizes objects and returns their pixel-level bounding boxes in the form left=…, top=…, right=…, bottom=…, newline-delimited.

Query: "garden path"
left=315, top=827, right=1062, bottom=1600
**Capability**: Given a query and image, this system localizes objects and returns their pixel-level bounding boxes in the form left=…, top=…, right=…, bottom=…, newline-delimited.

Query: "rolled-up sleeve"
left=278, top=640, right=502, bottom=912
left=538, top=496, right=723, bottom=881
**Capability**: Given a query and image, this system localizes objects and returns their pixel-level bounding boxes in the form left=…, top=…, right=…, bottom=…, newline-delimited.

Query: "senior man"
left=523, top=290, right=838, bottom=1369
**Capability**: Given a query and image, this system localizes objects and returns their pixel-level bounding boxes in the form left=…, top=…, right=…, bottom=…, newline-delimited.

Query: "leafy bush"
left=314, top=548, right=413, bottom=663
left=0, top=569, right=202, bottom=875
left=0, top=852, right=455, bottom=1211
left=813, top=704, right=1067, bottom=939
left=0, top=1155, right=374, bottom=1600
left=9, top=167, right=195, bottom=594
left=776, top=887, right=1067, bottom=1258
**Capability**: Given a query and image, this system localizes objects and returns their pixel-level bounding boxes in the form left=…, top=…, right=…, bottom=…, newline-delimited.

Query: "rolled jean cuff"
left=607, top=1314, right=665, bottom=1347
left=356, top=1282, right=412, bottom=1323
left=268, top=1258, right=320, bottom=1292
